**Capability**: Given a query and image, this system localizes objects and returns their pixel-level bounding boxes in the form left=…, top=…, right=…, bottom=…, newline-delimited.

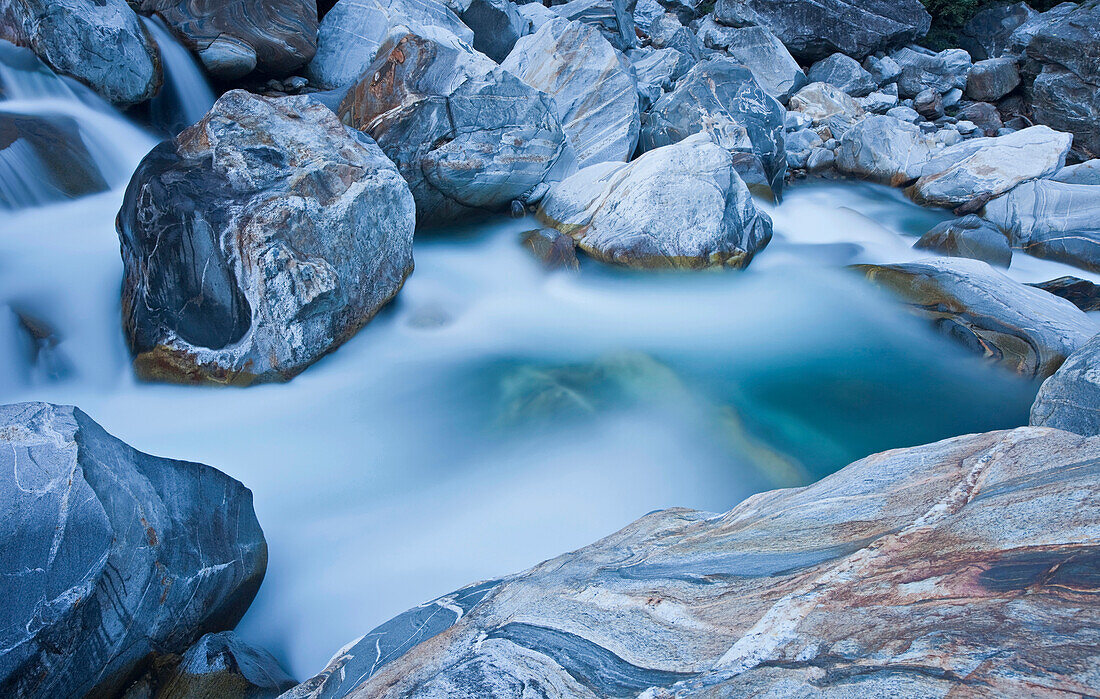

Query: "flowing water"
left=2, top=41, right=1098, bottom=678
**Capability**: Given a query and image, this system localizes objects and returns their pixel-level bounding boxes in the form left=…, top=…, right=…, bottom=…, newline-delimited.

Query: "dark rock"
left=807, top=53, right=877, bottom=97
left=892, top=46, right=971, bottom=98
left=520, top=228, right=580, bottom=270
left=960, top=1, right=1036, bottom=61
left=461, top=0, right=525, bottom=62
left=863, top=54, right=901, bottom=85
left=984, top=179, right=1100, bottom=274
left=553, top=0, right=636, bottom=51
left=913, top=87, right=944, bottom=120
left=0, top=111, right=109, bottom=209
left=0, top=402, right=266, bottom=698
left=913, top=214, right=1012, bottom=267
left=956, top=101, right=1004, bottom=136
left=966, top=57, right=1020, bottom=102
left=1031, top=334, right=1100, bottom=436
left=1029, top=276, right=1100, bottom=313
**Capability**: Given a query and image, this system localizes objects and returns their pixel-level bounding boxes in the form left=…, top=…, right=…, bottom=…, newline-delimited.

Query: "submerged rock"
left=118, top=91, right=415, bottom=385
left=1031, top=334, right=1100, bottom=437
left=520, top=228, right=580, bottom=270
left=1029, top=276, right=1100, bottom=313
left=983, top=179, right=1100, bottom=274
left=538, top=133, right=772, bottom=270
left=0, top=111, right=109, bottom=208
left=857, top=257, right=1095, bottom=379
left=0, top=402, right=266, bottom=698
left=913, top=215, right=1012, bottom=268
left=285, top=426, right=1100, bottom=698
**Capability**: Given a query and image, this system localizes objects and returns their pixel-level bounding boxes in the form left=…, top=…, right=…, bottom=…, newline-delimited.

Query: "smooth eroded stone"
left=720, top=26, right=807, bottom=103
left=912, top=87, right=943, bottom=120
left=788, top=81, right=863, bottom=125
left=0, top=111, right=109, bottom=209
left=641, top=58, right=786, bottom=197
left=835, top=115, right=934, bottom=186
left=0, top=402, right=266, bottom=698
left=1029, top=276, right=1100, bottom=313
left=538, top=133, right=773, bottom=269
left=807, top=52, right=876, bottom=97
left=891, top=46, right=971, bottom=98
left=285, top=426, right=1100, bottom=698
left=712, top=0, right=931, bottom=61
left=0, top=0, right=160, bottom=105
left=502, top=17, right=639, bottom=169
left=521, top=228, right=580, bottom=270
left=136, top=0, right=318, bottom=80
left=983, top=179, right=1100, bottom=274
left=1052, top=159, right=1100, bottom=186
left=118, top=90, right=415, bottom=385
left=1031, top=334, right=1100, bottom=437
left=857, top=257, right=1096, bottom=378
left=966, top=57, right=1020, bottom=102
left=956, top=100, right=1003, bottom=137
left=339, top=28, right=567, bottom=226
left=913, top=214, right=1012, bottom=268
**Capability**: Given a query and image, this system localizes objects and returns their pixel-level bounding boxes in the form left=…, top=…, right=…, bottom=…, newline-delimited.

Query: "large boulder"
left=891, top=46, right=972, bottom=98
left=966, top=56, right=1021, bottom=101
left=339, top=29, right=567, bottom=226
left=552, top=0, right=636, bottom=51
left=118, top=90, right=415, bottom=385
left=807, top=52, right=876, bottom=97
left=0, top=402, right=266, bottom=698
left=908, top=125, right=1072, bottom=208
left=959, top=1, right=1036, bottom=60
left=835, top=115, right=935, bottom=186
left=1031, top=334, right=1100, bottom=437
left=306, top=0, right=474, bottom=89
left=788, top=81, right=864, bottom=125
left=983, top=179, right=1100, bottom=274
left=1030, top=276, right=1100, bottom=313
left=460, top=0, right=524, bottom=63
left=502, top=17, right=639, bottom=169
left=285, top=426, right=1100, bottom=698
left=136, top=0, right=318, bottom=81
left=0, top=0, right=160, bottom=105
left=857, top=257, right=1096, bottom=379
left=641, top=58, right=786, bottom=197
left=1053, top=159, right=1100, bottom=186
left=719, top=26, right=808, bottom=104
left=537, top=133, right=773, bottom=270
left=913, top=214, right=1012, bottom=268
left=0, top=111, right=109, bottom=209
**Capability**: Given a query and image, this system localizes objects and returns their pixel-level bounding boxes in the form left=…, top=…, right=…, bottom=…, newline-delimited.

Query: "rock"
left=520, top=228, right=580, bottom=270
left=956, top=101, right=1003, bottom=136
left=891, top=46, right=971, bottom=98
left=306, top=0, right=473, bottom=89
left=516, top=2, right=557, bottom=34
left=1053, top=159, right=1100, bottom=186
left=788, top=81, right=863, bottom=125
left=0, top=111, right=109, bottom=209
left=502, top=17, right=639, bottom=169
left=983, top=179, right=1100, bottom=274
left=135, top=0, right=318, bottom=81
left=863, top=54, right=901, bottom=85
left=908, top=125, right=1072, bottom=208
left=960, top=1, right=1036, bottom=61
left=1029, top=276, right=1100, bottom=313
left=712, top=0, right=931, bottom=62
left=805, top=147, right=835, bottom=173
left=885, top=104, right=920, bottom=123
left=0, top=402, right=266, bottom=698
left=857, top=257, right=1096, bottom=378
left=719, top=26, right=807, bottom=103
left=912, top=87, right=943, bottom=120
left=460, top=0, right=525, bottom=62
left=808, top=53, right=876, bottom=97
left=965, top=57, right=1020, bottom=102
left=553, top=0, right=636, bottom=51
left=1031, top=334, right=1100, bottom=437
left=538, top=133, right=773, bottom=270
left=1005, top=1, right=1078, bottom=55
left=640, top=58, right=786, bottom=197
left=785, top=128, right=823, bottom=169
left=855, top=89, right=898, bottom=114
left=118, top=91, right=414, bottom=385
left=643, top=13, right=701, bottom=59
left=913, top=214, right=1012, bottom=268
left=0, top=0, right=160, bottom=105
left=835, top=115, right=934, bottom=185
left=340, top=29, right=567, bottom=227
left=632, top=0, right=665, bottom=32
left=286, top=426, right=1100, bottom=698
left=630, top=47, right=691, bottom=93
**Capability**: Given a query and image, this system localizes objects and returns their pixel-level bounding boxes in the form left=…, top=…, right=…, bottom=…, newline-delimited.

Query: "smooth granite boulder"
left=788, top=81, right=864, bottom=125
left=835, top=115, right=934, bottom=185
left=1053, top=159, right=1100, bottom=186
left=460, top=0, right=525, bottom=63
left=306, top=0, right=474, bottom=89
left=807, top=53, right=876, bottom=97
left=1030, top=276, right=1100, bottom=313
left=641, top=58, right=786, bottom=197
left=0, top=111, right=109, bottom=209
left=891, top=46, right=972, bottom=98
left=0, top=0, right=160, bottom=105
left=0, top=402, right=266, bottom=698
left=913, top=214, right=1012, bottom=268
left=284, top=426, right=1100, bottom=698
left=136, top=0, right=318, bottom=81
left=553, top=0, right=636, bottom=51
left=720, top=26, right=807, bottom=103
left=1032, top=334, right=1100, bottom=437
left=983, top=179, right=1100, bottom=273
left=960, top=1, right=1036, bottom=60
left=502, top=17, right=639, bottom=169
left=118, top=91, right=415, bottom=385
left=340, top=28, right=567, bottom=226
left=537, top=133, right=773, bottom=269
left=966, top=56, right=1020, bottom=102
left=712, top=0, right=930, bottom=62
left=858, top=257, right=1096, bottom=378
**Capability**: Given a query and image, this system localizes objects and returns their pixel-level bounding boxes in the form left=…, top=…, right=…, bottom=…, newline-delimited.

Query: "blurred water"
left=141, top=16, right=216, bottom=135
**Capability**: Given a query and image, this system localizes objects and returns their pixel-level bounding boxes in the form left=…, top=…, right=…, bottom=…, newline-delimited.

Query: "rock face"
left=339, top=29, right=567, bottom=226
left=0, top=111, right=109, bottom=209
left=285, top=426, right=1100, bottom=698
left=913, top=214, right=1012, bottom=268
left=1032, top=334, right=1100, bottom=437
left=835, top=115, right=934, bottom=185
left=118, top=90, right=415, bottom=385
left=858, top=258, right=1096, bottom=379
left=960, top=1, right=1035, bottom=60
left=0, top=402, right=266, bottom=698
left=136, top=0, right=317, bottom=81
left=538, top=133, right=773, bottom=269
left=983, top=179, right=1100, bottom=274
left=641, top=59, right=786, bottom=197
left=0, top=0, right=160, bottom=105
left=712, top=0, right=930, bottom=61
left=502, top=18, right=639, bottom=169
left=306, top=0, right=474, bottom=89
left=718, top=26, right=807, bottom=103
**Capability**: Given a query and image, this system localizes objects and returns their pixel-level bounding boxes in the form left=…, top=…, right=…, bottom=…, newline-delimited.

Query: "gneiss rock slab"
left=0, top=402, right=266, bottom=698
left=284, top=426, right=1100, bottom=698
left=538, top=133, right=772, bottom=270
left=913, top=214, right=1012, bottom=268
left=983, top=179, right=1100, bottom=274
left=118, top=90, right=415, bottom=385
left=856, top=257, right=1096, bottom=379
left=1032, top=334, right=1100, bottom=438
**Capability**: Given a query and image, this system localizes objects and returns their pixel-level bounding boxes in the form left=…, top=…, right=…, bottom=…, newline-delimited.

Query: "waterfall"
left=141, top=15, right=216, bottom=135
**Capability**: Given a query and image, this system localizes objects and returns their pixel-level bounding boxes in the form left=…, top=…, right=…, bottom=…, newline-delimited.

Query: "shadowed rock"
left=460, top=0, right=524, bottom=62
left=983, top=179, right=1100, bottom=274
left=891, top=46, right=971, bottom=98
left=808, top=53, right=876, bottom=97
left=520, top=228, right=580, bottom=270
left=966, top=56, right=1020, bottom=102
left=1029, top=276, right=1100, bottom=312
left=0, top=111, right=109, bottom=209
left=1032, top=334, right=1100, bottom=437
left=960, top=1, right=1035, bottom=60
left=914, top=214, right=1012, bottom=268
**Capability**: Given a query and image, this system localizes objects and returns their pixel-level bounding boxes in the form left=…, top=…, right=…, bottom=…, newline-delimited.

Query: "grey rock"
left=538, top=133, right=773, bottom=269
left=0, top=402, right=266, bottom=698
left=785, top=128, right=823, bottom=169
left=554, top=0, right=636, bottom=51
left=913, top=87, right=943, bottom=120
left=1053, top=159, right=1100, bottom=186
left=956, top=101, right=1003, bottom=136
left=984, top=179, right=1100, bottom=274
left=913, top=214, right=1012, bottom=268
left=632, top=0, right=665, bottom=33
left=503, top=18, right=639, bottom=170
left=885, top=105, right=920, bottom=123
left=966, top=57, right=1020, bottom=102
left=1006, top=1, right=1081, bottom=56
left=788, top=81, right=864, bottom=125
left=719, top=26, right=807, bottom=103
left=956, top=119, right=978, bottom=135
left=808, top=53, right=877, bottom=97
left=119, top=91, right=415, bottom=385
left=1029, top=276, right=1100, bottom=313
left=461, top=0, right=525, bottom=62
left=960, top=1, right=1036, bottom=61
left=892, top=46, right=972, bottom=98
left=805, top=147, right=836, bottom=173
left=937, top=127, right=962, bottom=147
left=516, top=2, right=557, bottom=33
left=693, top=15, right=740, bottom=50
left=942, top=87, right=963, bottom=108
left=631, top=47, right=691, bottom=92
left=784, top=110, right=812, bottom=131
left=0, top=110, right=109, bottom=210
left=855, top=89, right=898, bottom=114
left=0, top=0, right=160, bottom=105
left=644, top=13, right=701, bottom=59
left=520, top=228, right=580, bottom=270
left=1031, top=334, right=1100, bottom=437
left=863, top=54, right=901, bottom=85
left=835, top=115, right=935, bottom=185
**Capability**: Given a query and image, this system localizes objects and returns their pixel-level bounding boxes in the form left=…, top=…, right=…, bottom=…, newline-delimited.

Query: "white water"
left=141, top=16, right=216, bottom=135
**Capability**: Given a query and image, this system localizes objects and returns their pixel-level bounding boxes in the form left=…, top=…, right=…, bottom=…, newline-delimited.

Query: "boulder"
left=863, top=54, right=901, bottom=85
left=1031, top=334, right=1100, bottom=437
left=640, top=58, right=786, bottom=198
left=306, top=0, right=473, bottom=89
left=553, top=0, right=636, bottom=51
left=956, top=100, right=1004, bottom=136
left=502, top=18, right=639, bottom=169
left=857, top=257, right=1096, bottom=378
left=135, top=0, right=318, bottom=81
left=714, top=26, right=806, bottom=103
left=1053, top=159, right=1100, bottom=186
left=520, top=228, right=580, bottom=270
left=538, top=133, right=773, bottom=269
left=960, top=1, right=1036, bottom=61
left=807, top=53, right=876, bottom=97
left=885, top=104, right=920, bottom=123
left=118, top=91, right=415, bottom=385
left=855, top=88, right=898, bottom=114
left=913, top=214, right=1012, bottom=268
left=912, top=87, right=943, bottom=120
left=966, top=56, right=1020, bottom=102
left=0, top=111, right=109, bottom=209
left=643, top=12, right=701, bottom=59
left=0, top=0, right=160, bottom=105
left=340, top=28, right=567, bottom=226
left=712, top=0, right=931, bottom=62
left=835, top=115, right=934, bottom=185
left=630, top=47, right=691, bottom=93
left=632, top=0, right=665, bottom=33
left=908, top=125, right=1072, bottom=208
left=788, top=81, right=863, bottom=125
left=1029, top=276, right=1100, bottom=313
left=460, top=0, right=525, bottom=62
left=285, top=426, right=1100, bottom=698
left=983, top=179, right=1100, bottom=274
left=891, top=46, right=972, bottom=98
left=0, top=402, right=266, bottom=698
